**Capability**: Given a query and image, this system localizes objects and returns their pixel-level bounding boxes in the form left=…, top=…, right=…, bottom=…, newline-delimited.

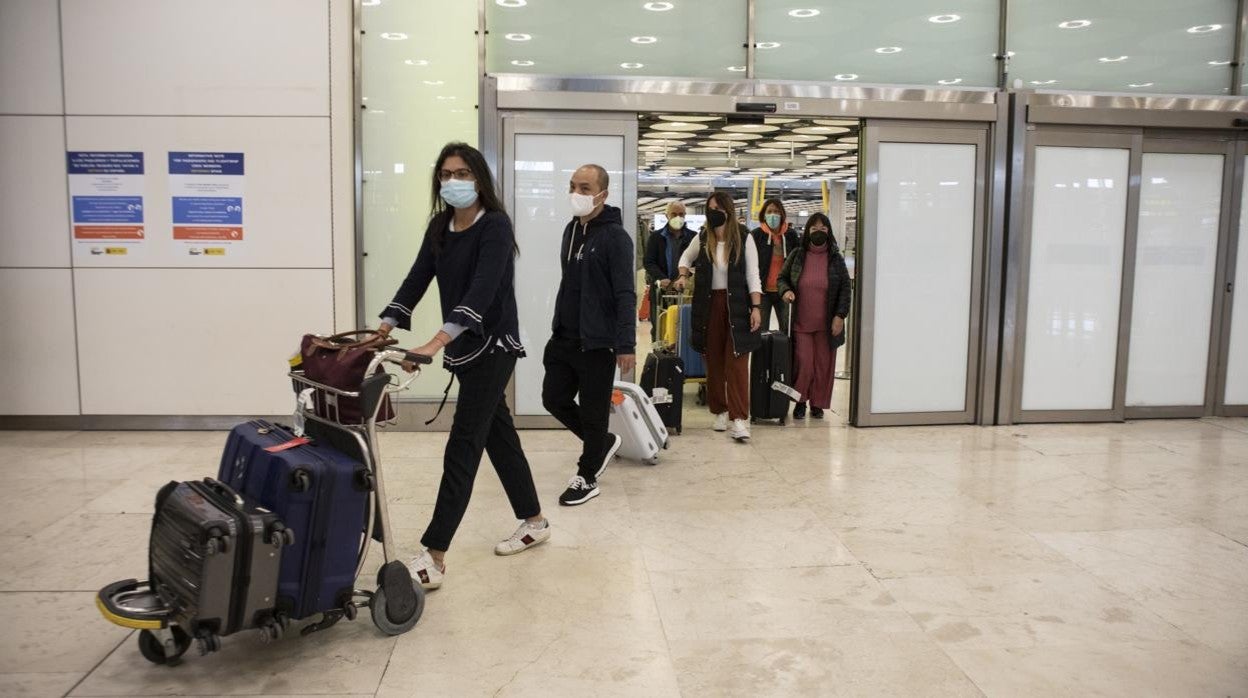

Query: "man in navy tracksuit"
left=543, top=163, right=636, bottom=506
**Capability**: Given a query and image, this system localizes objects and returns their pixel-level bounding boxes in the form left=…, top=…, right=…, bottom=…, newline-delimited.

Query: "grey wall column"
left=1235, top=0, right=1247, bottom=95
left=995, top=91, right=1029, bottom=425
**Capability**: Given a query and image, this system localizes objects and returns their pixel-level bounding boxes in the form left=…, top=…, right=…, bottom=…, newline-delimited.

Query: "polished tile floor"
left=2, top=392, right=1247, bottom=697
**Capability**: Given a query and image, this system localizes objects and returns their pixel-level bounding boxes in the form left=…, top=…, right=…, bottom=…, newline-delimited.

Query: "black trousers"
left=759, top=291, right=790, bottom=333
left=421, top=350, right=540, bottom=552
left=542, top=336, right=616, bottom=481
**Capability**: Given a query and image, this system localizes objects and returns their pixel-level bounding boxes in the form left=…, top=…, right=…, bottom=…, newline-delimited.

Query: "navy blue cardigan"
left=381, top=210, right=524, bottom=372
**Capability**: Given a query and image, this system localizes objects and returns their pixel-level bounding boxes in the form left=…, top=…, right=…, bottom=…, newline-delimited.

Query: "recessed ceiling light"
left=656, top=115, right=720, bottom=122
left=511, top=59, right=534, bottom=66
left=938, top=78, right=963, bottom=85
left=1030, top=79, right=1057, bottom=85
left=1098, top=56, right=1128, bottom=63
left=875, top=46, right=903, bottom=54
left=1128, top=82, right=1154, bottom=88
left=929, top=14, right=960, bottom=23
left=404, top=59, right=429, bottom=66
left=1188, top=24, right=1223, bottom=33
left=423, top=80, right=444, bottom=85
left=794, top=126, right=849, bottom=135
left=722, top=123, right=780, bottom=133
left=362, top=0, right=380, bottom=6
left=379, top=32, right=408, bottom=40
left=504, top=33, right=531, bottom=41
left=727, top=65, right=747, bottom=72
left=834, top=74, right=859, bottom=81
left=789, top=9, right=820, bottom=18
left=1209, top=59, right=1232, bottom=66
left=620, top=62, right=645, bottom=69
left=631, top=36, right=658, bottom=44
left=757, top=42, right=782, bottom=49
left=496, top=0, right=526, bottom=6
left=435, top=96, right=456, bottom=101
left=1059, top=19, right=1091, bottom=29
left=644, top=2, right=675, bottom=11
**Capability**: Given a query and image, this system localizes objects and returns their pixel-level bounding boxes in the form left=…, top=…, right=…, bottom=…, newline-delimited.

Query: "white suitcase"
left=609, top=382, right=669, bottom=465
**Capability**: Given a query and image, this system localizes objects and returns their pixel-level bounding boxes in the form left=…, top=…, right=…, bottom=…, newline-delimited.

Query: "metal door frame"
left=853, top=121, right=991, bottom=427
left=1010, top=127, right=1144, bottom=424
left=1126, top=137, right=1238, bottom=419
left=1216, top=140, right=1248, bottom=417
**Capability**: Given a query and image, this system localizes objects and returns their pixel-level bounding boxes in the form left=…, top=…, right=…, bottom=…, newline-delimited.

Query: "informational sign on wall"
left=67, top=152, right=146, bottom=257
left=169, top=152, right=244, bottom=257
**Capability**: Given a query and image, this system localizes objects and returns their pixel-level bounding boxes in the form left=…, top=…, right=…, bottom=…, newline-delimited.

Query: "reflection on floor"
left=3, top=407, right=1247, bottom=696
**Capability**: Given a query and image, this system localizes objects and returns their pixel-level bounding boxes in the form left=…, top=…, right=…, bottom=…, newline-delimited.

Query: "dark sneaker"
left=559, top=476, right=600, bottom=506
left=793, top=402, right=807, bottom=420
left=595, top=433, right=623, bottom=480
left=811, top=406, right=825, bottom=419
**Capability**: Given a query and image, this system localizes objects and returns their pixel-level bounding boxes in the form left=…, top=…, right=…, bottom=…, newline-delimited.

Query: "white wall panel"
left=0, top=116, right=70, bottom=267
left=75, top=269, right=332, bottom=415
left=1225, top=155, right=1248, bottom=405
left=1022, top=146, right=1130, bottom=412
left=0, top=269, right=80, bottom=414
left=870, top=142, right=977, bottom=414
left=66, top=116, right=331, bottom=268
left=61, top=0, right=329, bottom=116
left=1127, top=153, right=1222, bottom=407
left=0, top=0, right=63, bottom=114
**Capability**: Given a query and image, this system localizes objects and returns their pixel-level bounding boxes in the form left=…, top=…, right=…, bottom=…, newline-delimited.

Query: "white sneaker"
left=713, top=412, right=730, bottom=432
left=409, top=549, right=444, bottom=590
left=495, top=519, right=551, bottom=556
left=729, top=419, right=751, bottom=442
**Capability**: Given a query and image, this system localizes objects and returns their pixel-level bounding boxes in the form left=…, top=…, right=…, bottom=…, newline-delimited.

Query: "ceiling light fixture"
left=834, top=74, right=859, bottom=81
left=875, top=46, right=903, bottom=54
left=1128, top=82, right=1154, bottom=88
left=1209, top=59, right=1232, bottom=66
left=423, top=80, right=444, bottom=85
left=621, top=62, right=645, bottom=69
left=510, top=60, right=534, bottom=66
left=1098, top=55, right=1128, bottom=62
left=644, top=2, right=675, bottom=11
left=504, top=33, right=531, bottom=41
left=788, top=9, right=820, bottom=18
left=496, top=0, right=526, bottom=6
left=1188, top=24, right=1223, bottom=33
left=1058, top=19, right=1091, bottom=29
left=757, top=41, right=781, bottom=49
left=404, top=59, right=429, bottom=66
left=727, top=65, right=746, bottom=72
left=631, top=36, right=658, bottom=44
left=362, top=0, right=380, bottom=6
left=938, top=78, right=963, bottom=85
left=928, top=14, right=960, bottom=23
left=379, top=32, right=408, bottom=40
left=1030, top=79, right=1057, bottom=85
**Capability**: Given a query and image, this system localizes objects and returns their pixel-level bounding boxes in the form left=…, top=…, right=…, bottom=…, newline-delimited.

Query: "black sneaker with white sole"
left=595, top=433, right=623, bottom=479
left=559, top=475, right=600, bottom=506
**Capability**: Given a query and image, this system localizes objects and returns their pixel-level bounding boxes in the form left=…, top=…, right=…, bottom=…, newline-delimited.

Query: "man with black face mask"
left=543, top=163, right=636, bottom=506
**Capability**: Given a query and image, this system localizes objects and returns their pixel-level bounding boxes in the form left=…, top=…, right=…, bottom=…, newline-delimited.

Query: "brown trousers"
left=705, top=290, right=751, bottom=420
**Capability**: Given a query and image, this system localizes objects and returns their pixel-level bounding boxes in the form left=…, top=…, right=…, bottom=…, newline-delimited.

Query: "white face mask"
left=569, top=191, right=601, bottom=217
left=669, top=216, right=685, bottom=230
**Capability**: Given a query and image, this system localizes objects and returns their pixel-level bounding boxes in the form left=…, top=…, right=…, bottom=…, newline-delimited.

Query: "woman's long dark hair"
left=429, top=142, right=517, bottom=255
left=802, top=212, right=839, bottom=252
left=704, top=190, right=745, bottom=264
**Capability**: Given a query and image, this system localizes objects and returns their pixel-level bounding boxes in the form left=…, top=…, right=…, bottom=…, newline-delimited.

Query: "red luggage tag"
left=264, top=437, right=310, bottom=453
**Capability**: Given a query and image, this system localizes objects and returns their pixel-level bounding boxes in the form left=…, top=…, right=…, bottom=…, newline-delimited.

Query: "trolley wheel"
left=343, top=601, right=358, bottom=622
left=138, top=626, right=191, bottom=665
left=369, top=581, right=424, bottom=636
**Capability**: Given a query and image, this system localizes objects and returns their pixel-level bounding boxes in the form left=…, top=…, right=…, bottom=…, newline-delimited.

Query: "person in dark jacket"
left=543, top=163, right=636, bottom=506
left=674, top=191, right=762, bottom=442
left=378, top=142, right=548, bottom=591
left=751, top=197, right=800, bottom=332
left=778, top=212, right=851, bottom=420
left=643, top=201, right=697, bottom=340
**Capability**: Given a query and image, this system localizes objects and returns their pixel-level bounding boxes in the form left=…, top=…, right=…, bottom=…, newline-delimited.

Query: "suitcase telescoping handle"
left=201, top=477, right=244, bottom=507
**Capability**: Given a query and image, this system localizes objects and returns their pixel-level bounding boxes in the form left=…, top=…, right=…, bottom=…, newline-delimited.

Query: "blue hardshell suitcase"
left=678, top=304, right=707, bottom=378
left=217, top=420, right=370, bottom=620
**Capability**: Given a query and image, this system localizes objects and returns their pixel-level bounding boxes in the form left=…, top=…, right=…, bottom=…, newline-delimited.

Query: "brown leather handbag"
left=298, top=330, right=398, bottom=424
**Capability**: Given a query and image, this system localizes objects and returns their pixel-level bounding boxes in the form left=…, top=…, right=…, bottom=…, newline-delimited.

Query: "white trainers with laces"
left=729, top=418, right=751, bottom=442
left=713, top=412, right=730, bottom=432
left=495, top=519, right=551, bottom=556
left=409, top=549, right=445, bottom=590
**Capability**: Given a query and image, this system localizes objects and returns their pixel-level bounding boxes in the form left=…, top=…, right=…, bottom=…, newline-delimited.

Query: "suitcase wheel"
left=643, top=457, right=659, bottom=466
left=196, top=632, right=222, bottom=656
left=258, top=619, right=285, bottom=644
left=137, top=626, right=191, bottom=665
left=370, top=560, right=425, bottom=636
left=780, top=417, right=787, bottom=426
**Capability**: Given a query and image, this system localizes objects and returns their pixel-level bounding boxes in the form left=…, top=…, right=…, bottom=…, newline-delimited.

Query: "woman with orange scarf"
left=750, top=197, right=801, bottom=332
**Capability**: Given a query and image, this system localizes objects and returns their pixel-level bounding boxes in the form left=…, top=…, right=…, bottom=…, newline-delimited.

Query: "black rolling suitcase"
left=642, top=349, right=685, bottom=434
left=149, top=478, right=292, bottom=649
left=750, top=330, right=792, bottom=425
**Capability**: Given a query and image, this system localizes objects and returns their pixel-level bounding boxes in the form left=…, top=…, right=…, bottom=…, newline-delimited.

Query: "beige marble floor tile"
left=0, top=431, right=82, bottom=447
left=638, top=508, right=858, bottom=571
left=0, top=446, right=202, bottom=483
left=0, top=673, right=85, bottom=698
left=620, top=462, right=806, bottom=512
left=945, top=641, right=1248, bottom=698
left=0, top=476, right=126, bottom=536
left=837, top=521, right=1075, bottom=579
left=805, top=469, right=1003, bottom=529
left=1036, top=527, right=1248, bottom=658
left=0, top=513, right=149, bottom=592
left=668, top=633, right=984, bottom=698
left=960, top=470, right=1187, bottom=533
left=883, top=571, right=1192, bottom=650
left=0, top=592, right=131, bottom=674
left=649, top=565, right=921, bottom=644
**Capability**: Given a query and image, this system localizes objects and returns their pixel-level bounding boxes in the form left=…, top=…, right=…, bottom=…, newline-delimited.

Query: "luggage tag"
left=265, top=436, right=311, bottom=453
left=651, top=387, right=673, bottom=405
left=771, top=382, right=802, bottom=402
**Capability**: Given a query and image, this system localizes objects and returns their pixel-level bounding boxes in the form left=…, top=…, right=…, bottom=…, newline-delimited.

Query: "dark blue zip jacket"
left=552, top=205, right=636, bottom=355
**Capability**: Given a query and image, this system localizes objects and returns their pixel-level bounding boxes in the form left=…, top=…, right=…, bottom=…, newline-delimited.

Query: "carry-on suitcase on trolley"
left=641, top=350, right=685, bottom=434
left=149, top=478, right=291, bottom=648
left=677, top=304, right=707, bottom=379
left=750, top=330, right=792, bottom=425
left=609, top=382, right=669, bottom=465
left=217, top=419, right=371, bottom=622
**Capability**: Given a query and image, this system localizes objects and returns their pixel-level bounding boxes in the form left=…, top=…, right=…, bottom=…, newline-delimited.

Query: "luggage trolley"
left=655, top=284, right=707, bottom=407
left=96, top=341, right=432, bottom=664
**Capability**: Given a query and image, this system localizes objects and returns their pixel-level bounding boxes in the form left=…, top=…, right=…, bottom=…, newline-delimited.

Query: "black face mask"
left=706, top=209, right=728, bottom=228
left=808, top=230, right=829, bottom=247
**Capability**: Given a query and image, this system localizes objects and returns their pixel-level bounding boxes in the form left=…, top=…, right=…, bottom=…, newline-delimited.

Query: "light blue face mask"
left=765, top=213, right=782, bottom=230
left=441, top=179, right=479, bottom=209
